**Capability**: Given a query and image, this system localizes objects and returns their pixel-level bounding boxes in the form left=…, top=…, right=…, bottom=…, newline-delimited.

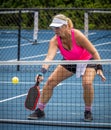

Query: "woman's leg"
left=40, top=65, right=73, bottom=104
left=82, top=67, right=96, bottom=121
left=28, top=65, right=74, bottom=120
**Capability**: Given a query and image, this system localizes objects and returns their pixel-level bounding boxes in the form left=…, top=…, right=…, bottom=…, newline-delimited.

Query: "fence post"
left=17, top=10, right=21, bottom=71
left=84, top=11, right=88, bottom=38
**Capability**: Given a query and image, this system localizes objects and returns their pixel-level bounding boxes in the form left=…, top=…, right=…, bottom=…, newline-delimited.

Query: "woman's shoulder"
left=72, top=28, right=81, bottom=34
left=73, top=29, right=84, bottom=38
left=50, top=35, right=58, bottom=46
left=50, top=35, right=57, bottom=42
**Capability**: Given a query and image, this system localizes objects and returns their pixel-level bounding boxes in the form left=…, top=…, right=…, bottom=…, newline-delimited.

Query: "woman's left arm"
left=75, top=29, right=106, bottom=81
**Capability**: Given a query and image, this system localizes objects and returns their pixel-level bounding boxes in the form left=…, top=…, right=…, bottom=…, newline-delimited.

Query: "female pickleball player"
left=28, top=14, right=106, bottom=121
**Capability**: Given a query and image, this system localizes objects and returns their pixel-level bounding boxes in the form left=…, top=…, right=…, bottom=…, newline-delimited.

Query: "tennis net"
left=0, top=60, right=111, bottom=129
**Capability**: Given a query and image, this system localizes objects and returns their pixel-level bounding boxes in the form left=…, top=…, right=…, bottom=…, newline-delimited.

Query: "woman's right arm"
left=35, top=36, right=58, bottom=82
left=42, top=36, right=58, bottom=70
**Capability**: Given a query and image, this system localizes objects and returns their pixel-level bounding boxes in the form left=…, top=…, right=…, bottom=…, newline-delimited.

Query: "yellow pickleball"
left=12, top=77, right=19, bottom=84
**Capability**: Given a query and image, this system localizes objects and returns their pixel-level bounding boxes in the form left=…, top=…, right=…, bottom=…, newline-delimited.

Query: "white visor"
left=49, top=18, right=67, bottom=27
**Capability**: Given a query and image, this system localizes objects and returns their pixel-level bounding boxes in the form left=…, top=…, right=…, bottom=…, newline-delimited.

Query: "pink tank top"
left=57, top=29, right=92, bottom=60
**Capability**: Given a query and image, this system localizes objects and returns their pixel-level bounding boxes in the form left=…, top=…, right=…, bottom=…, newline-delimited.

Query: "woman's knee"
left=44, top=76, right=58, bottom=89
left=82, top=80, right=93, bottom=89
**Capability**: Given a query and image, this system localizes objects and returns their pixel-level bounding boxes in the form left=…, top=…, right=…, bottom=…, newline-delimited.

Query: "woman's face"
left=52, top=25, right=68, bottom=37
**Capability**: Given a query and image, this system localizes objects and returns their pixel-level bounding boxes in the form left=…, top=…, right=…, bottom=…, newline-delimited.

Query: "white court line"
left=0, top=89, right=41, bottom=103
left=0, top=83, right=61, bottom=103
left=88, top=32, right=96, bottom=35
left=7, top=51, right=60, bottom=61
left=0, top=40, right=50, bottom=49
left=95, top=42, right=111, bottom=47
left=8, top=54, right=47, bottom=61
left=0, top=43, right=28, bottom=49
left=0, top=81, right=110, bottom=103
left=98, top=49, right=111, bottom=51
left=0, top=93, right=27, bottom=103
left=48, top=103, right=106, bottom=107
left=61, top=82, right=111, bottom=87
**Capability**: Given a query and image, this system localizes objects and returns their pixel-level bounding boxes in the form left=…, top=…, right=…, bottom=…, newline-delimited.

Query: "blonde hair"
left=54, top=14, right=73, bottom=29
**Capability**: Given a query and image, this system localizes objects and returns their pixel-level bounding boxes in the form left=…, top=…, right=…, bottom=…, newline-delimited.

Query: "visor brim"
left=49, top=23, right=63, bottom=27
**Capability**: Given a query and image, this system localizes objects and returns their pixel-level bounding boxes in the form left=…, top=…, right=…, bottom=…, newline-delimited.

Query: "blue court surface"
left=0, top=30, right=111, bottom=130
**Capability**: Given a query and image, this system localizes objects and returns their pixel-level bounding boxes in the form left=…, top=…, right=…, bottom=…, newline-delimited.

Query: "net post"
left=33, top=11, right=38, bottom=44
left=17, top=10, right=22, bottom=71
left=84, top=11, right=88, bottom=38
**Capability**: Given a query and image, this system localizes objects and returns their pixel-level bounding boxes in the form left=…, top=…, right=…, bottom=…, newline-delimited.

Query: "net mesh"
left=0, top=8, right=111, bottom=129
left=0, top=60, right=111, bottom=128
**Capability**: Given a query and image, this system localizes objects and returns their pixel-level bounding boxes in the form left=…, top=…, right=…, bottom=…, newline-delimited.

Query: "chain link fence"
left=0, top=8, right=111, bottom=62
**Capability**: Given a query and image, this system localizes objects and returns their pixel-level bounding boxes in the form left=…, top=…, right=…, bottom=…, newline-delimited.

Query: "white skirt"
left=76, top=64, right=87, bottom=78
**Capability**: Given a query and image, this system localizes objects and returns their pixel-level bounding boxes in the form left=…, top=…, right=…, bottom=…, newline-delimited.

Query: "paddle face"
left=25, top=74, right=43, bottom=111
left=25, top=85, right=40, bottom=111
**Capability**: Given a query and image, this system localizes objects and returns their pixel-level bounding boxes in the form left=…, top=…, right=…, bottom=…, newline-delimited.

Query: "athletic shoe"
left=84, top=111, right=93, bottom=122
left=27, top=108, right=45, bottom=120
